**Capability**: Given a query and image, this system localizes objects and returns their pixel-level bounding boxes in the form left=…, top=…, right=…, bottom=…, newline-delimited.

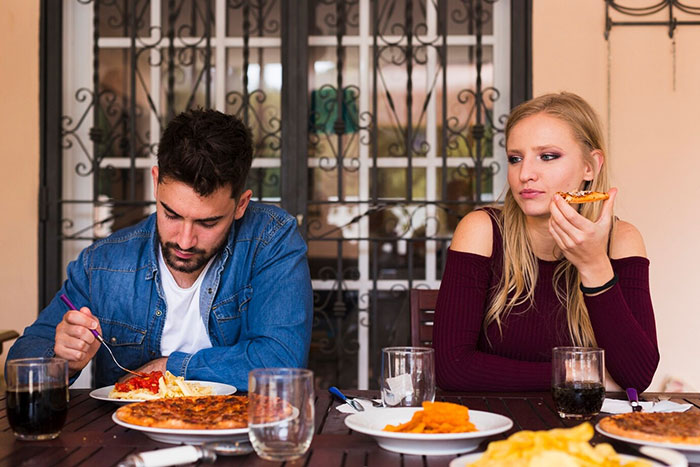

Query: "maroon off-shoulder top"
left=433, top=208, right=660, bottom=392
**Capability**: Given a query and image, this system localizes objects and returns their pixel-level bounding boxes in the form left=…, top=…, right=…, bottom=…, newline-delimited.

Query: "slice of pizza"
left=556, top=190, right=609, bottom=204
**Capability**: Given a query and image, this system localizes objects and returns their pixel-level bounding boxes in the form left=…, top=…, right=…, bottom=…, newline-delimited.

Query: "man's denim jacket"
left=8, top=201, right=313, bottom=390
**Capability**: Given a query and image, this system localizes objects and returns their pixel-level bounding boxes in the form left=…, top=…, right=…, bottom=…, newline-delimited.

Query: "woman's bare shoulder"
left=450, top=209, right=494, bottom=257
left=610, top=219, right=647, bottom=259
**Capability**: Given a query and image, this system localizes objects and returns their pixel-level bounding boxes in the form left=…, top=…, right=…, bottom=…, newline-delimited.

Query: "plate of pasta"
left=89, top=370, right=236, bottom=404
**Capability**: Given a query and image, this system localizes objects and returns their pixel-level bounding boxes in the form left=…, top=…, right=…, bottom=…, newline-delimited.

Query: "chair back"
left=0, top=329, right=18, bottom=355
left=409, top=289, right=439, bottom=347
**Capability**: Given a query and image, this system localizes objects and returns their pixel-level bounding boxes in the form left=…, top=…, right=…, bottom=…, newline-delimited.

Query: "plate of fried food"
left=90, top=370, right=235, bottom=404
left=450, top=422, right=686, bottom=467
left=343, top=401, right=512, bottom=455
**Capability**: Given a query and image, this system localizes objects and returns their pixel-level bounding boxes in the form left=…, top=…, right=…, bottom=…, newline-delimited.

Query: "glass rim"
left=552, top=346, right=604, bottom=353
left=6, top=357, right=68, bottom=367
left=381, top=346, right=434, bottom=354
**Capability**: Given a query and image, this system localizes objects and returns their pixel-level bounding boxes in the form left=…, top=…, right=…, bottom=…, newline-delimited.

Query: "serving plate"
left=90, top=381, right=236, bottom=404
left=596, top=422, right=700, bottom=463
left=111, top=412, right=248, bottom=445
left=344, top=407, right=512, bottom=456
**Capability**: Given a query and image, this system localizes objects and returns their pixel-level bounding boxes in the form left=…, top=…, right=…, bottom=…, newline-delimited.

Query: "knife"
left=626, top=387, right=642, bottom=412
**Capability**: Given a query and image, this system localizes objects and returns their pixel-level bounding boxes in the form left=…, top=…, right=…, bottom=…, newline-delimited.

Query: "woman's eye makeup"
left=507, top=155, right=522, bottom=164
left=540, top=152, right=561, bottom=161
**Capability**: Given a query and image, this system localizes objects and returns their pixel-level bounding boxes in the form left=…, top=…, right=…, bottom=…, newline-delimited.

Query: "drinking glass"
left=551, top=347, right=605, bottom=420
left=380, top=347, right=435, bottom=407
left=248, top=368, right=314, bottom=461
left=5, top=358, right=69, bottom=440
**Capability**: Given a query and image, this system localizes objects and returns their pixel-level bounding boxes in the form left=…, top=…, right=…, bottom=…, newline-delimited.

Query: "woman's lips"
left=520, top=189, right=544, bottom=199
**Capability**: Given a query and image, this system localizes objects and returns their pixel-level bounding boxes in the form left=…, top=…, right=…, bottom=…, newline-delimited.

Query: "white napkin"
left=601, top=398, right=693, bottom=414
left=335, top=398, right=382, bottom=413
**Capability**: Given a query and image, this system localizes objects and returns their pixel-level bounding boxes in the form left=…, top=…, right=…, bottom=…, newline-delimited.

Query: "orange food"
left=383, top=401, right=477, bottom=434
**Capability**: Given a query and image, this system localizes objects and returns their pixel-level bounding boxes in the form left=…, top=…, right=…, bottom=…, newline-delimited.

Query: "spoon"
left=328, top=386, right=383, bottom=411
left=59, top=294, right=145, bottom=378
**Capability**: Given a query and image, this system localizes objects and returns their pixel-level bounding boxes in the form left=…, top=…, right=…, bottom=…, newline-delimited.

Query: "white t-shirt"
left=158, top=246, right=215, bottom=356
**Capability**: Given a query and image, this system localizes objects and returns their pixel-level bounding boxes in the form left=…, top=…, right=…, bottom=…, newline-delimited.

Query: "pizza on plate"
left=557, top=190, right=609, bottom=204
left=115, top=394, right=294, bottom=430
left=599, top=411, right=700, bottom=444
left=116, top=395, right=249, bottom=429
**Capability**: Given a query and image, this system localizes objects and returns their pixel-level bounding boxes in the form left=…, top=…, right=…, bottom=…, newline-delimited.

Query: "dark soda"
left=552, top=381, right=605, bottom=419
left=6, top=386, right=69, bottom=439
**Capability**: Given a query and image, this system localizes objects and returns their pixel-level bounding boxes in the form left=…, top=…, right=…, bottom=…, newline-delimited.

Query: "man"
left=8, top=109, right=313, bottom=390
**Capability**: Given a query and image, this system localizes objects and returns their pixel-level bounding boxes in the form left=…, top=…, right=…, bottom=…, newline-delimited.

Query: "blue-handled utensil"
left=329, top=386, right=365, bottom=412
left=59, top=294, right=145, bottom=377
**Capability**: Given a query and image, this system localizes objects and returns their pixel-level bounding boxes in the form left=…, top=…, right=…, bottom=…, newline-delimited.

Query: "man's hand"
left=54, top=306, right=102, bottom=375
left=118, top=357, right=168, bottom=383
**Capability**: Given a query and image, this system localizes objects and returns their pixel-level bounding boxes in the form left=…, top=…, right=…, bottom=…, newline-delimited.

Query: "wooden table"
left=1, top=390, right=699, bottom=466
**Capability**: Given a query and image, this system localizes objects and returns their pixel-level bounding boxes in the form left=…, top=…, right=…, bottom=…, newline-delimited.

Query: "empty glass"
left=551, top=347, right=605, bottom=420
left=381, top=347, right=435, bottom=407
left=248, top=368, right=314, bottom=461
left=5, top=358, right=69, bottom=440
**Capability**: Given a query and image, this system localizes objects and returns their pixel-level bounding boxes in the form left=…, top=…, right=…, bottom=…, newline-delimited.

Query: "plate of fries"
left=449, top=423, right=673, bottom=467
left=344, top=401, right=512, bottom=455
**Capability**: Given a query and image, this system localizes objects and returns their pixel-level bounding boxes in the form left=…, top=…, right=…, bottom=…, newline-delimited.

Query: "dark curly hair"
left=157, top=109, right=253, bottom=198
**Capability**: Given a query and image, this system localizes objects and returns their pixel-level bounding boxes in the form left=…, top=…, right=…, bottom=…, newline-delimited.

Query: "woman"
left=433, top=92, right=659, bottom=391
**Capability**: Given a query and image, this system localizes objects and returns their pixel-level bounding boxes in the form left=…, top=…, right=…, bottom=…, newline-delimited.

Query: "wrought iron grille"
left=41, top=0, right=528, bottom=390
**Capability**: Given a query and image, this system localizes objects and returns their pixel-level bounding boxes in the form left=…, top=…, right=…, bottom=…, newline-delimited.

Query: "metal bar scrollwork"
left=605, top=0, right=700, bottom=39
left=51, top=0, right=519, bottom=390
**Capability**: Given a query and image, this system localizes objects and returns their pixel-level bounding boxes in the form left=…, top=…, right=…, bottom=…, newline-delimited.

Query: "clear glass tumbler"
left=551, top=347, right=605, bottom=420
left=380, top=346, right=435, bottom=407
left=5, top=358, right=69, bottom=440
left=248, top=368, right=314, bottom=461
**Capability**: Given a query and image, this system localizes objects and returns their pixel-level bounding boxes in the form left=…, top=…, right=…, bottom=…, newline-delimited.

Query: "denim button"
left=110, top=337, right=117, bottom=343
left=155, top=310, right=162, bottom=316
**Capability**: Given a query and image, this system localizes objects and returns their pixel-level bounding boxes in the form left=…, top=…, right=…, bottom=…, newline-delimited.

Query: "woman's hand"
left=548, top=187, right=618, bottom=286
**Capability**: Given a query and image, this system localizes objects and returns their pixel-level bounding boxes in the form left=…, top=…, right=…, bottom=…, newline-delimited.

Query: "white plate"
left=112, top=412, right=248, bottom=445
left=449, top=452, right=666, bottom=467
left=344, top=408, right=513, bottom=456
left=596, top=422, right=700, bottom=463
left=89, top=381, right=236, bottom=404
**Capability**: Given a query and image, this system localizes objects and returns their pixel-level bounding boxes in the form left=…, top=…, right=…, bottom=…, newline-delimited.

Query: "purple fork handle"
left=626, top=387, right=642, bottom=412
left=59, top=294, right=102, bottom=341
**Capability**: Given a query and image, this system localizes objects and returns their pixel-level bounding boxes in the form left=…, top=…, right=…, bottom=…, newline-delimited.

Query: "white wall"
left=0, top=0, right=39, bottom=375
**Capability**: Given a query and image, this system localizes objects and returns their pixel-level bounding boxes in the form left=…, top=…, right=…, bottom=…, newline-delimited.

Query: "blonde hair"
left=484, top=92, right=611, bottom=347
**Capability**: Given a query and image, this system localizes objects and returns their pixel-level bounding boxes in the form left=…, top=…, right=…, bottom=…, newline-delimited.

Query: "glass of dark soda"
left=5, top=358, right=69, bottom=440
left=551, top=347, right=605, bottom=420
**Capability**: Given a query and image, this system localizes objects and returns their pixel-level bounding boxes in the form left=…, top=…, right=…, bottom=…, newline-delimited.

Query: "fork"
left=626, top=387, right=642, bottom=412
left=59, top=294, right=145, bottom=378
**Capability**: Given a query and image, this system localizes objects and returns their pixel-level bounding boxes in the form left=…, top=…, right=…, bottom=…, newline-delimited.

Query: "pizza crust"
left=599, top=412, right=700, bottom=444
left=557, top=190, right=609, bottom=204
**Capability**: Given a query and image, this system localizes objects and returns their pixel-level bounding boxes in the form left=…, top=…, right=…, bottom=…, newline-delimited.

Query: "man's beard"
left=158, top=232, right=226, bottom=274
